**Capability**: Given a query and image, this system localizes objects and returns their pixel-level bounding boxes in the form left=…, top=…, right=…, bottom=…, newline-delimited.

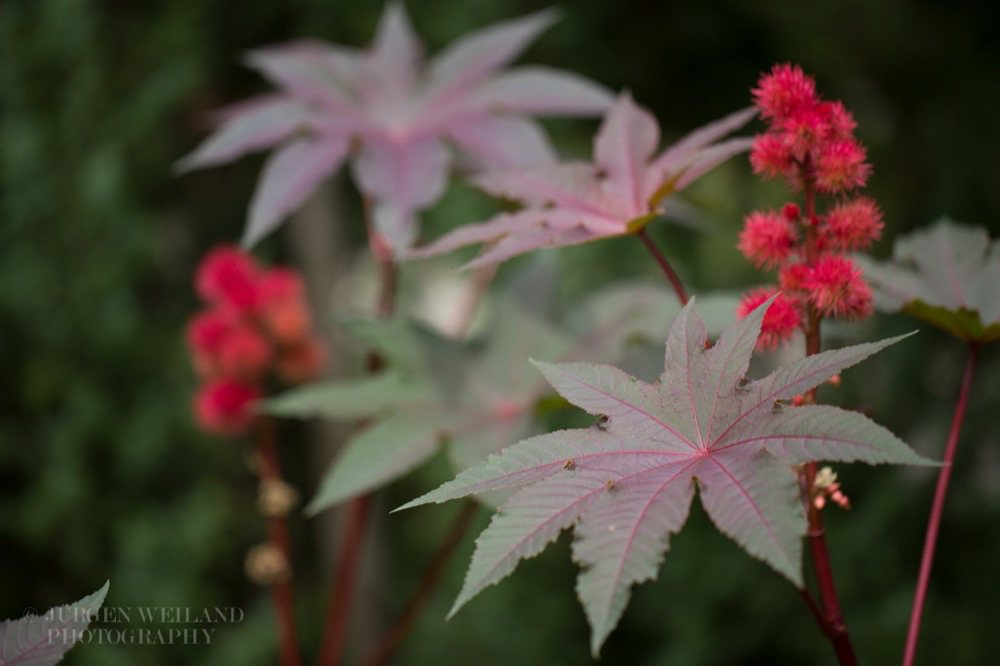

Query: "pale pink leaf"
left=412, top=94, right=752, bottom=266
left=446, top=115, right=555, bottom=170
left=244, top=41, right=364, bottom=119
left=463, top=225, right=602, bottom=269
left=474, top=162, right=600, bottom=210
left=181, top=6, right=610, bottom=255
left=425, top=9, right=559, bottom=102
left=368, top=3, right=423, bottom=100
left=174, top=96, right=311, bottom=173
left=593, top=93, right=661, bottom=213
left=654, top=106, right=757, bottom=174
left=243, top=135, right=349, bottom=247
left=471, top=67, right=615, bottom=116
left=409, top=211, right=540, bottom=259
left=351, top=136, right=451, bottom=254
left=672, top=136, right=755, bottom=189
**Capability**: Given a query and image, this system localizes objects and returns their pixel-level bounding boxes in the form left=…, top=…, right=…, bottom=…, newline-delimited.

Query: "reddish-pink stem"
left=361, top=500, right=480, bottom=666
left=317, top=495, right=373, bottom=666
left=256, top=417, right=302, bottom=666
left=902, top=343, right=978, bottom=666
left=636, top=227, right=689, bottom=305
left=317, top=250, right=398, bottom=666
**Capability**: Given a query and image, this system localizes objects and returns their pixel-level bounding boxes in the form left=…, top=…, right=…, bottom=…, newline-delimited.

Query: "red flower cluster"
left=187, top=247, right=326, bottom=435
left=739, top=64, right=881, bottom=350
left=749, top=64, right=870, bottom=191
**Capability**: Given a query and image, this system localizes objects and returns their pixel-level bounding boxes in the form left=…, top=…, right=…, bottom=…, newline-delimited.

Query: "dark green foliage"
left=2, top=0, right=999, bottom=664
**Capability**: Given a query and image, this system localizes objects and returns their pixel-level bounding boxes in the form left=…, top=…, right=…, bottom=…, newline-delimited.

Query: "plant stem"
left=797, top=174, right=858, bottom=666
left=317, top=495, right=373, bottom=666
left=359, top=258, right=495, bottom=664
left=902, top=343, right=979, bottom=666
left=317, top=248, right=398, bottom=666
left=256, top=416, right=302, bottom=666
left=636, top=227, right=688, bottom=305
left=803, top=460, right=857, bottom=666
left=361, top=500, right=480, bottom=666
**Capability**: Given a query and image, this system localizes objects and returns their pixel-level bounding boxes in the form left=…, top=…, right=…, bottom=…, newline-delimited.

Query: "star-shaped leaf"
left=410, top=93, right=755, bottom=267
left=176, top=6, right=613, bottom=255
left=397, top=297, right=929, bottom=655
left=264, top=284, right=731, bottom=514
left=859, top=218, right=1000, bottom=342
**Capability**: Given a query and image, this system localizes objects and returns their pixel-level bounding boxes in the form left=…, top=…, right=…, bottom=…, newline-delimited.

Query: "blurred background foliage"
left=1, top=0, right=998, bottom=664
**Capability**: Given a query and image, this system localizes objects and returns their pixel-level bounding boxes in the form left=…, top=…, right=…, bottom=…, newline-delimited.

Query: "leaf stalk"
left=317, top=235, right=399, bottom=666
left=361, top=500, right=480, bottom=666
left=902, top=342, right=979, bottom=666
left=636, top=226, right=689, bottom=305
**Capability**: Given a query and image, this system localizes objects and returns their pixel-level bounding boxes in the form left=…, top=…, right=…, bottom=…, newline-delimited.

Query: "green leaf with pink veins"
left=858, top=218, right=1000, bottom=342
left=176, top=5, right=613, bottom=256
left=409, top=93, right=756, bottom=267
left=397, top=297, right=931, bottom=656
left=262, top=284, right=703, bottom=514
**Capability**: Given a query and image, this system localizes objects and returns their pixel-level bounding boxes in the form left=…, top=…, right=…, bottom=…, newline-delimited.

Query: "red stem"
left=902, top=343, right=979, bottom=666
left=317, top=495, right=373, bottom=666
left=804, top=459, right=857, bottom=666
left=636, top=227, right=689, bottom=305
left=357, top=261, right=494, bottom=664
left=257, top=417, right=302, bottom=666
left=361, top=500, right=480, bottom=666
left=797, top=174, right=858, bottom=666
left=317, top=249, right=398, bottom=666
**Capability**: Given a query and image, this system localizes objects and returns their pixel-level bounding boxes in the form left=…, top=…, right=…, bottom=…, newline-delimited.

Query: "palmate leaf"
left=410, top=94, right=755, bottom=267
left=0, top=582, right=109, bottom=666
left=399, top=298, right=930, bottom=655
left=176, top=6, right=612, bottom=256
left=264, top=284, right=732, bottom=515
left=858, top=218, right=1000, bottom=342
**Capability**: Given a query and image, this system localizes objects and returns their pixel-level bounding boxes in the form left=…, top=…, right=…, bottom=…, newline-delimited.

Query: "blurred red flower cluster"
left=186, top=246, right=326, bottom=435
left=738, top=64, right=882, bottom=350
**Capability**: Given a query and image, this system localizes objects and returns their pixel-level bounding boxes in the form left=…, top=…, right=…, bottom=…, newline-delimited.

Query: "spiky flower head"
left=822, top=196, right=883, bottom=251
left=804, top=255, right=873, bottom=319
left=738, top=209, right=798, bottom=268
left=737, top=288, right=802, bottom=350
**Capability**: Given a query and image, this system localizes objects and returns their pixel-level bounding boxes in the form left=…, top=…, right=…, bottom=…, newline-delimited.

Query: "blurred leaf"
left=859, top=219, right=1000, bottom=342
left=275, top=283, right=713, bottom=514
left=0, top=581, right=109, bottom=666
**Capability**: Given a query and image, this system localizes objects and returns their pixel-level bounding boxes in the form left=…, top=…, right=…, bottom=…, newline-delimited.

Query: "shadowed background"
left=2, top=0, right=998, bottom=664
